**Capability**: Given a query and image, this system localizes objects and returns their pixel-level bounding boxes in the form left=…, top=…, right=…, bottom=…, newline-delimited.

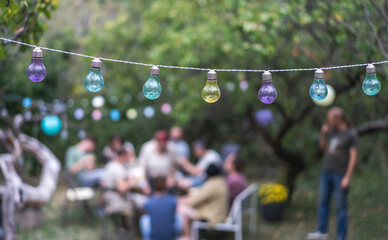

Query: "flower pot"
left=261, top=202, right=286, bottom=222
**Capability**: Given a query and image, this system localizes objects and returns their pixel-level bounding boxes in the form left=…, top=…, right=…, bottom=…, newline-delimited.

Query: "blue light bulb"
left=84, top=58, right=104, bottom=92
left=143, top=66, right=162, bottom=100
left=362, top=64, right=381, bottom=96
left=309, top=69, right=328, bottom=101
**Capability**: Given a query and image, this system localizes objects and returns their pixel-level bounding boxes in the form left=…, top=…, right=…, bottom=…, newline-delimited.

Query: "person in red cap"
left=138, top=130, right=178, bottom=191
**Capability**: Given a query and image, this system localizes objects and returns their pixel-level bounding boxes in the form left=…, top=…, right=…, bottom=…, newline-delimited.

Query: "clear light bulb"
left=258, top=71, right=277, bottom=104
left=26, top=47, right=46, bottom=82
left=143, top=66, right=162, bottom=100
left=202, top=70, right=221, bottom=103
left=362, top=64, right=381, bottom=96
left=84, top=58, right=104, bottom=92
left=310, top=68, right=328, bottom=101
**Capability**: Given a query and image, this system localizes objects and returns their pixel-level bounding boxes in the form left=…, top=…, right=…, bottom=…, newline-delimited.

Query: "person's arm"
left=341, top=147, right=357, bottom=189
left=184, top=184, right=211, bottom=207
left=116, top=177, right=132, bottom=193
left=179, top=158, right=202, bottom=176
left=319, top=123, right=330, bottom=151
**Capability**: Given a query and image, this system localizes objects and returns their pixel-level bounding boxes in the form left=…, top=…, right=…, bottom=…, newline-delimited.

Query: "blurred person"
left=178, top=164, right=229, bottom=240
left=169, top=126, right=190, bottom=159
left=65, top=136, right=103, bottom=188
left=103, top=149, right=148, bottom=220
left=138, top=130, right=178, bottom=189
left=307, top=107, right=358, bottom=240
left=140, top=176, right=182, bottom=240
left=102, top=134, right=136, bottom=164
left=223, top=154, right=247, bottom=206
left=178, top=140, right=222, bottom=188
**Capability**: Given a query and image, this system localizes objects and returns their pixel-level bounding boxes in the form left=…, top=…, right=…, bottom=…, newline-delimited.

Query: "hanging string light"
left=27, top=47, right=46, bottom=82
left=1, top=37, right=387, bottom=103
left=362, top=64, right=381, bottom=96
left=258, top=71, right=277, bottom=104
left=143, top=66, right=162, bottom=100
left=202, top=70, right=221, bottom=103
left=309, top=69, right=328, bottom=101
left=84, top=58, right=104, bottom=92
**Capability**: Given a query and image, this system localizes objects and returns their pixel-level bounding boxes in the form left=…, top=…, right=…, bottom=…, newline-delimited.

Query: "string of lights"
left=1, top=36, right=386, bottom=104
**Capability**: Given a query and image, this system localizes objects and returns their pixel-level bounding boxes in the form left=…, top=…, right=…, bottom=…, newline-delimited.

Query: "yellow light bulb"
left=202, top=70, right=221, bottom=103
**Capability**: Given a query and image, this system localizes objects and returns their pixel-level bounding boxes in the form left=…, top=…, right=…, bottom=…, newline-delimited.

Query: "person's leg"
left=333, top=173, right=348, bottom=240
left=174, top=213, right=183, bottom=239
left=140, top=214, right=152, bottom=240
left=317, top=170, right=333, bottom=234
left=177, top=204, right=199, bottom=239
left=78, top=169, right=104, bottom=188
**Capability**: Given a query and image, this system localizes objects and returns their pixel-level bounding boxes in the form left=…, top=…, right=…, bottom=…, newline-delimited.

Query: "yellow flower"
left=258, top=183, right=288, bottom=204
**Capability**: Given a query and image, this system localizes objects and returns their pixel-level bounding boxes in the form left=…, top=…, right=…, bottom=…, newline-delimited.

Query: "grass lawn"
left=16, top=166, right=388, bottom=240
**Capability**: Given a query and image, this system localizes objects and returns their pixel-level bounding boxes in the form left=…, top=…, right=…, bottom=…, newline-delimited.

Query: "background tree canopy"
left=1, top=0, right=388, bottom=200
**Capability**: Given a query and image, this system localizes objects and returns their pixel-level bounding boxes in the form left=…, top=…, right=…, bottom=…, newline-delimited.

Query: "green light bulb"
left=202, top=70, right=221, bottom=103
left=362, top=64, right=381, bottom=96
left=143, top=66, right=162, bottom=100
left=84, top=58, right=104, bottom=92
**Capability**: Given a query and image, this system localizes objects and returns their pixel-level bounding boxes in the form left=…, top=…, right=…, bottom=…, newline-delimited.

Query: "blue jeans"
left=78, top=169, right=104, bottom=188
left=140, top=214, right=182, bottom=240
left=317, top=170, right=348, bottom=240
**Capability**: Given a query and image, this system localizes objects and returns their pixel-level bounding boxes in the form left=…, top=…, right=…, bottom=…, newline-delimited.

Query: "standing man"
left=307, top=107, right=358, bottom=240
left=169, top=126, right=190, bottom=159
left=138, top=130, right=178, bottom=189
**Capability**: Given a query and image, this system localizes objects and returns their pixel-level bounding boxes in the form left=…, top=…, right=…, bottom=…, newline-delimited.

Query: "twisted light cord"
left=2, top=36, right=388, bottom=72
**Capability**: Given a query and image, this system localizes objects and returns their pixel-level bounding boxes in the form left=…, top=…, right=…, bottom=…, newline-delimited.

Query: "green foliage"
left=1, top=0, right=388, bottom=174
left=0, top=0, right=57, bottom=57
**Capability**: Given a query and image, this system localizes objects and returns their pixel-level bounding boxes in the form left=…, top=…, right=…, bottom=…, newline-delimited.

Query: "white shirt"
left=197, top=149, right=222, bottom=171
left=103, top=161, right=127, bottom=189
left=138, top=140, right=177, bottom=177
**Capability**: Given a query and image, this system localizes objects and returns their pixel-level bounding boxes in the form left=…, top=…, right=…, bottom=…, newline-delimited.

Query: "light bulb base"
left=91, top=58, right=102, bottom=68
left=150, top=66, right=160, bottom=76
left=314, top=69, right=324, bottom=79
left=207, top=70, right=217, bottom=80
left=366, top=64, right=376, bottom=74
left=32, top=47, right=43, bottom=58
left=262, top=71, right=272, bottom=81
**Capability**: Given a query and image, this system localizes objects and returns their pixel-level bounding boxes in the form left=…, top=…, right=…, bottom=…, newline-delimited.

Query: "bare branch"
left=357, top=115, right=388, bottom=135
left=370, top=0, right=388, bottom=25
left=361, top=0, right=388, bottom=58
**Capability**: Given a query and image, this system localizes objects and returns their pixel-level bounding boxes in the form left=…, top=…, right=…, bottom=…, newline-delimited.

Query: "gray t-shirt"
left=323, top=128, right=358, bottom=175
left=103, top=161, right=127, bottom=189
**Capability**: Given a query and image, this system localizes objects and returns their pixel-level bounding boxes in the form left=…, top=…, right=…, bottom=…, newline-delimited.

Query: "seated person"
left=223, top=153, right=248, bottom=206
left=102, top=134, right=136, bottom=164
left=65, top=137, right=103, bottom=188
left=140, top=176, right=181, bottom=240
left=178, top=140, right=222, bottom=188
left=178, top=164, right=229, bottom=240
left=103, top=149, right=149, bottom=218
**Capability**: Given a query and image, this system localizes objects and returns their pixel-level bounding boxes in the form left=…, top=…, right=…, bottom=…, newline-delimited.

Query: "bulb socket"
left=32, top=47, right=43, bottom=58
left=91, top=58, right=102, bottom=68
left=262, top=71, right=272, bottom=81
left=366, top=64, right=376, bottom=74
left=314, top=69, right=324, bottom=79
left=207, top=70, right=217, bottom=80
left=150, top=66, right=160, bottom=76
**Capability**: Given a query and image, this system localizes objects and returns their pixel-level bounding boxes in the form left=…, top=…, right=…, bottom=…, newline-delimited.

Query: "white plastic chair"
left=191, top=183, right=258, bottom=240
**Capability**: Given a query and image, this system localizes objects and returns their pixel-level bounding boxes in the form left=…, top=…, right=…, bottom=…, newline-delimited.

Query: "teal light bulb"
left=309, top=69, right=328, bottom=101
left=84, top=58, right=104, bottom=92
left=362, top=64, right=381, bottom=96
left=143, top=66, right=162, bottom=100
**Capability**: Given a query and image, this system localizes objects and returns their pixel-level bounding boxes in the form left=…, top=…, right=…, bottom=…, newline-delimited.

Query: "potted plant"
left=258, top=183, right=288, bottom=222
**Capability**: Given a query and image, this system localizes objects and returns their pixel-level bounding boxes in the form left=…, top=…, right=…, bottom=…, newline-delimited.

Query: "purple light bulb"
left=26, top=47, right=46, bottom=82
left=258, top=71, right=277, bottom=104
